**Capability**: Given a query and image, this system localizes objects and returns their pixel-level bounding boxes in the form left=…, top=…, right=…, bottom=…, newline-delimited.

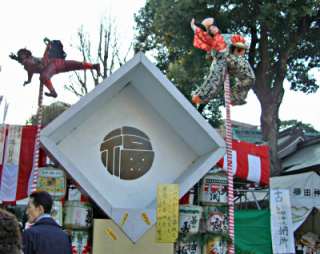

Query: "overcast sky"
left=0, top=0, right=319, bottom=130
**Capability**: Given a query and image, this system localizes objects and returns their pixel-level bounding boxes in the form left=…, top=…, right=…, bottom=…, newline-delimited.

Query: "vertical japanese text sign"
left=270, top=189, right=295, bottom=254
left=156, top=184, right=179, bottom=243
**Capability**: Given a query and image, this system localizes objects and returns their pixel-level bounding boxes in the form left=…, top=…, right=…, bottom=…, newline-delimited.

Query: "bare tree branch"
left=64, top=82, right=85, bottom=97
left=123, top=42, right=133, bottom=63
left=68, top=18, right=132, bottom=96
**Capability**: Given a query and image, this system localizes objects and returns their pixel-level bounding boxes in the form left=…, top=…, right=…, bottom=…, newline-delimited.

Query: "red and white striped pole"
left=30, top=82, right=44, bottom=193
left=224, top=70, right=235, bottom=253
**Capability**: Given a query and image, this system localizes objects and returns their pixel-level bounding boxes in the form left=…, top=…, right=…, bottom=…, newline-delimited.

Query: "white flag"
left=270, top=189, right=295, bottom=254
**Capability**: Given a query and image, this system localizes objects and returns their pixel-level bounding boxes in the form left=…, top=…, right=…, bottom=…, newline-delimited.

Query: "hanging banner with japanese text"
left=0, top=125, right=47, bottom=202
left=156, top=184, right=179, bottom=243
left=270, top=189, right=295, bottom=254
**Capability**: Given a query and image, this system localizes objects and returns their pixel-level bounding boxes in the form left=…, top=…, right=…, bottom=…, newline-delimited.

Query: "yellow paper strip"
left=120, top=212, right=128, bottom=227
left=105, top=227, right=117, bottom=240
left=141, top=212, right=151, bottom=225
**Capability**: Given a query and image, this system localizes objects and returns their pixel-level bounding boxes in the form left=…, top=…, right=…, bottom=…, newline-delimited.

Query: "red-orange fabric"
left=193, top=27, right=227, bottom=52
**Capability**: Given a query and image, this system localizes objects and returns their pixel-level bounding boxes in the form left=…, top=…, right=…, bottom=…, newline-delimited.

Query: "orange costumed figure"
left=190, top=17, right=255, bottom=111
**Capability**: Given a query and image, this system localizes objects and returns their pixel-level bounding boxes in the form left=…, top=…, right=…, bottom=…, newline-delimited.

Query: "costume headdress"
left=231, top=35, right=247, bottom=49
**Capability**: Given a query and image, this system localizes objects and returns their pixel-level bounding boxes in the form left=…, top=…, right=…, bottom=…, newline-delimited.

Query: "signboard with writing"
left=37, top=167, right=66, bottom=199
left=156, top=184, right=179, bottom=243
left=271, top=172, right=320, bottom=209
left=175, top=241, right=201, bottom=254
left=270, top=189, right=295, bottom=254
left=200, top=172, right=228, bottom=204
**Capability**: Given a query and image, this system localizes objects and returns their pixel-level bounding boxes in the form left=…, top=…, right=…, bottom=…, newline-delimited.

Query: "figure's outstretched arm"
left=23, top=71, right=33, bottom=86
left=190, top=18, right=197, bottom=32
left=43, top=37, right=51, bottom=45
left=191, top=18, right=207, bottom=32
left=9, top=53, right=19, bottom=62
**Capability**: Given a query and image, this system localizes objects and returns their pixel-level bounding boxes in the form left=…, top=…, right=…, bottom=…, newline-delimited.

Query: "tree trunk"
left=252, top=26, right=288, bottom=176
left=260, top=99, right=282, bottom=176
left=254, top=71, right=285, bottom=177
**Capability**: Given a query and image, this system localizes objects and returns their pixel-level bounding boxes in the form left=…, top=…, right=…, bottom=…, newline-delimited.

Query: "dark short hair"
left=229, top=45, right=245, bottom=54
left=17, top=48, right=32, bottom=63
left=30, top=191, right=53, bottom=214
left=0, top=209, right=22, bottom=253
left=229, top=45, right=237, bottom=54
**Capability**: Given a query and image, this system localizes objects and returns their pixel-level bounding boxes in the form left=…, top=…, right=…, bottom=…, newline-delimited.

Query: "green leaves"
left=134, top=0, right=320, bottom=132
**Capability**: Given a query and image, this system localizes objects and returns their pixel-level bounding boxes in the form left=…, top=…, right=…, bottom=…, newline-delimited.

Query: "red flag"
left=217, top=140, right=270, bottom=186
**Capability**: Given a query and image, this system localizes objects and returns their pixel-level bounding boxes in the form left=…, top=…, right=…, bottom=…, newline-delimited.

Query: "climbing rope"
left=30, top=82, right=44, bottom=193
left=224, top=70, right=235, bottom=254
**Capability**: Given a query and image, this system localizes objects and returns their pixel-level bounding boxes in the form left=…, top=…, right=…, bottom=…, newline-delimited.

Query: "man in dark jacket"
left=23, top=191, right=72, bottom=254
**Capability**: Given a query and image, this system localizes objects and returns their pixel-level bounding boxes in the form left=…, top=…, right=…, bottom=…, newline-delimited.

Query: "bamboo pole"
left=224, top=70, right=235, bottom=254
left=30, top=82, right=44, bottom=193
